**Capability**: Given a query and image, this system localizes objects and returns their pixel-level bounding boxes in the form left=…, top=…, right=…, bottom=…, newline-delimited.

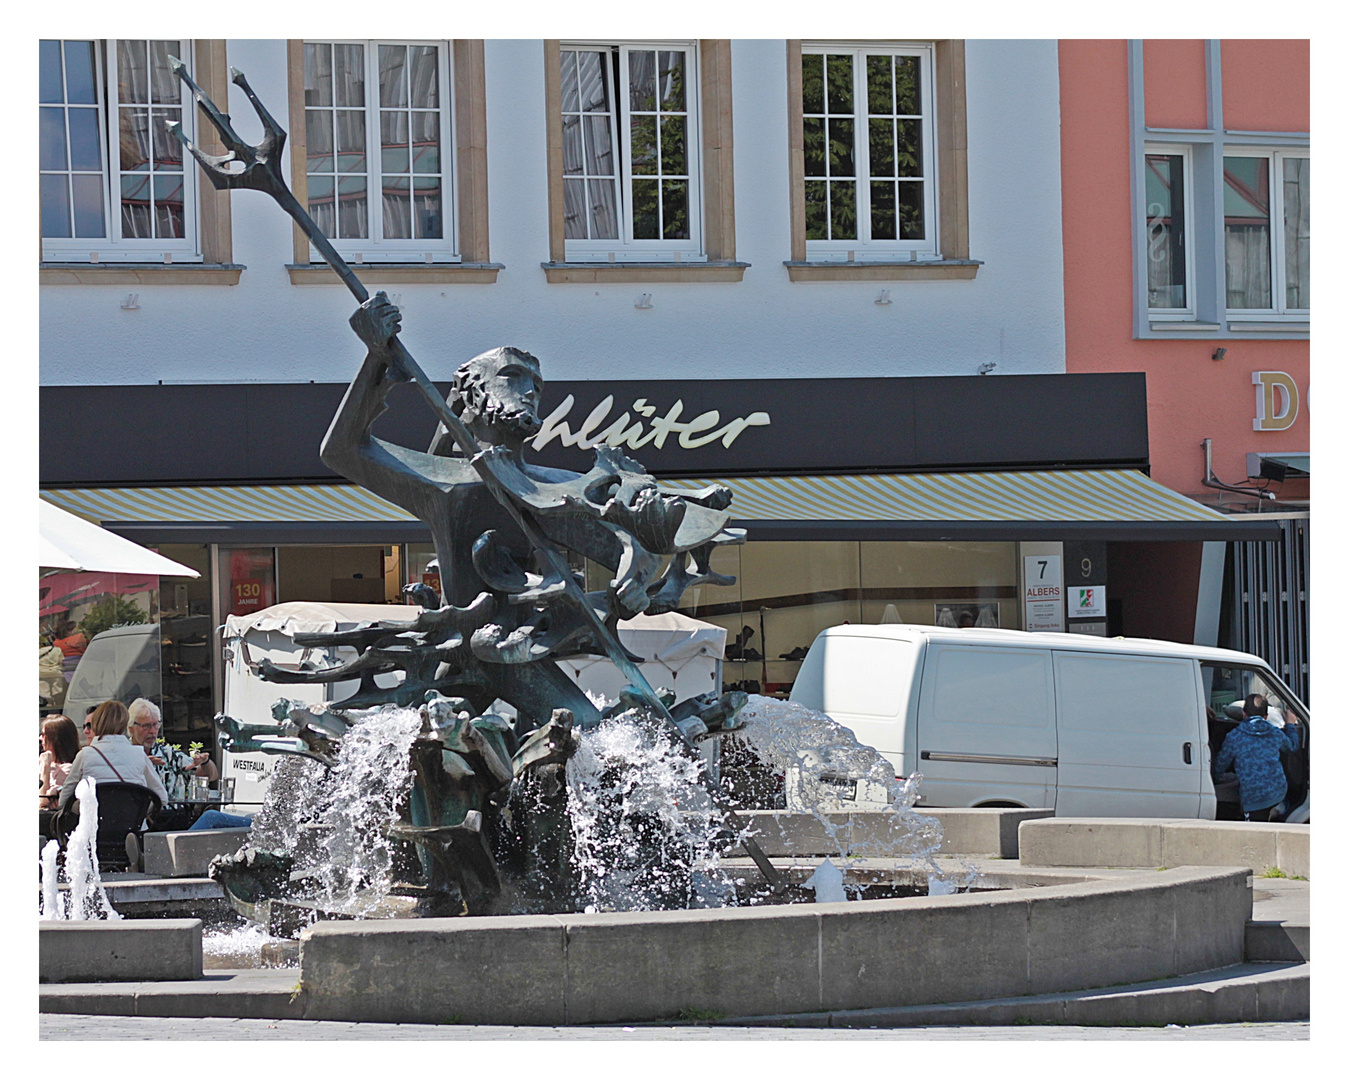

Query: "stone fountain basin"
left=296, top=863, right=1251, bottom=1026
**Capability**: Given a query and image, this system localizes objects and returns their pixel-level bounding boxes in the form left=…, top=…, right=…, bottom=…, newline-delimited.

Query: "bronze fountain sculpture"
left=169, top=60, right=783, bottom=920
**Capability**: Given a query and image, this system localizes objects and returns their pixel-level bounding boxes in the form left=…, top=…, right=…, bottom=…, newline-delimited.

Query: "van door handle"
left=1183, top=742, right=1193, bottom=765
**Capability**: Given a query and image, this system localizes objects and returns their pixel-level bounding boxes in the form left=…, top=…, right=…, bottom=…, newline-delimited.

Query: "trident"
left=168, top=61, right=784, bottom=893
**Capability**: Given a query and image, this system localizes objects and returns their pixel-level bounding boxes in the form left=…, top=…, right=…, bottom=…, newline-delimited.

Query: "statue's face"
left=478, top=352, right=543, bottom=440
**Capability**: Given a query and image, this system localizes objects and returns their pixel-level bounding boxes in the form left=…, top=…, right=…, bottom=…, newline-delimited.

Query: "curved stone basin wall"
left=298, top=865, right=1251, bottom=1025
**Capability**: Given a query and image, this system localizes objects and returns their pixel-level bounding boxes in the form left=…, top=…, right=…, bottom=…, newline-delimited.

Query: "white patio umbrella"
left=39, top=499, right=200, bottom=577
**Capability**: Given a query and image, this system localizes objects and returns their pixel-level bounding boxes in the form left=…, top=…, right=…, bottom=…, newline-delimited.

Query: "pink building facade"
left=1059, top=40, right=1310, bottom=699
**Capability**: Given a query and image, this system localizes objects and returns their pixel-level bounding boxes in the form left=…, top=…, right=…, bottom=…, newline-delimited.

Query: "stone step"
left=1247, top=921, right=1310, bottom=962
left=703, top=962, right=1309, bottom=1029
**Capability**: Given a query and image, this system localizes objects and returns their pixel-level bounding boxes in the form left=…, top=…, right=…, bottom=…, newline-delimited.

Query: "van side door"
left=1053, top=651, right=1203, bottom=817
left=915, top=644, right=1057, bottom=808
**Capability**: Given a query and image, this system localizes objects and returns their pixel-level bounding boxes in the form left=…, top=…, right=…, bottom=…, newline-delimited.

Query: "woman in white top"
left=58, top=700, right=168, bottom=818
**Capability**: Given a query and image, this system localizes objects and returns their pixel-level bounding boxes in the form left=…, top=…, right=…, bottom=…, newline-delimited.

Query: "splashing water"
left=38, top=778, right=122, bottom=921
left=725, top=696, right=968, bottom=895
left=564, top=710, right=749, bottom=913
left=248, top=706, right=420, bottom=916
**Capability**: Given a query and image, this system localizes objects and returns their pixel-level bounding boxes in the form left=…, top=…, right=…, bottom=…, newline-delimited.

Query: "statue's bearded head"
left=430, top=346, right=544, bottom=454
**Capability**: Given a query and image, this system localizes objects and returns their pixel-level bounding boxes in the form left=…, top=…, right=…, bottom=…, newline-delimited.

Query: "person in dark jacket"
left=1211, top=694, right=1300, bottom=821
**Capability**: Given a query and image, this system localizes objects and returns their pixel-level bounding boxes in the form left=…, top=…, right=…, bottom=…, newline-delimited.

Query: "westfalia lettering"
left=531, top=395, right=771, bottom=453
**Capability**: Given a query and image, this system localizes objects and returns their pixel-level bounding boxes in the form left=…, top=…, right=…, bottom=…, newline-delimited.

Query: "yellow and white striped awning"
left=40, top=469, right=1269, bottom=542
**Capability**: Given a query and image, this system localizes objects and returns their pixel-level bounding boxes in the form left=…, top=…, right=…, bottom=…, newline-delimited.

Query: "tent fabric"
left=39, top=498, right=200, bottom=576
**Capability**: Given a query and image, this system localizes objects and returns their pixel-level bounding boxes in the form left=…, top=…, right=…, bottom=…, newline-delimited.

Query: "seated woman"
left=39, top=715, right=81, bottom=810
left=57, top=700, right=168, bottom=833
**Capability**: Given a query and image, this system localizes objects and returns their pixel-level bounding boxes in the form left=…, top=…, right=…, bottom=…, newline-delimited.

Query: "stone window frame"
left=784, top=39, right=978, bottom=283
left=40, top=39, right=241, bottom=286
left=541, top=38, right=746, bottom=284
left=284, top=38, right=501, bottom=286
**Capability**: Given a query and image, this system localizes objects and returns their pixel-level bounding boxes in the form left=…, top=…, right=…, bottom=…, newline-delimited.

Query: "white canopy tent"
left=39, top=498, right=200, bottom=577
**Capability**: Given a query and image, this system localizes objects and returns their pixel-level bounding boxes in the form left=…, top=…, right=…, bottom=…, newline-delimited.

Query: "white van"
left=789, top=624, right=1309, bottom=821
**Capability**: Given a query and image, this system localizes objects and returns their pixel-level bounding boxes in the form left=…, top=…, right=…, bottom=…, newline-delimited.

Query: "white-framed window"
left=303, top=40, right=456, bottom=261
left=1144, top=144, right=1195, bottom=317
left=560, top=42, right=703, bottom=260
left=40, top=39, right=201, bottom=262
left=1223, top=149, right=1309, bottom=317
left=801, top=43, right=937, bottom=260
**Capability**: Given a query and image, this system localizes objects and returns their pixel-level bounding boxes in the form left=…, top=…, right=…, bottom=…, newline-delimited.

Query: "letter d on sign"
left=1252, top=371, right=1299, bottom=432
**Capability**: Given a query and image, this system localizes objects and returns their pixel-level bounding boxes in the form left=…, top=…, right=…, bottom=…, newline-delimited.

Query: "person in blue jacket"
left=1211, top=694, right=1300, bottom=821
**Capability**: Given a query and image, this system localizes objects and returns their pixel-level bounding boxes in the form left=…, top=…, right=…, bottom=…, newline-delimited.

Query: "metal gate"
left=1229, top=516, right=1310, bottom=703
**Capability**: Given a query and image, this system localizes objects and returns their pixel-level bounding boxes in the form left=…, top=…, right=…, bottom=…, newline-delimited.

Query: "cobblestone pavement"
left=39, top=1015, right=1309, bottom=1040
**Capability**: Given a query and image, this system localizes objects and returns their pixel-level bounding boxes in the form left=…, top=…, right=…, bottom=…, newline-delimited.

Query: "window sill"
left=286, top=263, right=503, bottom=285
left=1145, top=320, right=1309, bottom=339
left=784, top=259, right=981, bottom=282
left=1227, top=321, right=1310, bottom=334
left=542, top=261, right=749, bottom=284
left=40, top=263, right=244, bottom=286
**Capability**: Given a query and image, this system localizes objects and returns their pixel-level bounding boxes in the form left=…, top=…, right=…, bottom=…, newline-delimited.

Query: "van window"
left=1202, top=663, right=1304, bottom=723
left=1056, top=653, right=1196, bottom=734
left=817, top=635, right=918, bottom=718
left=928, top=646, right=1053, bottom=729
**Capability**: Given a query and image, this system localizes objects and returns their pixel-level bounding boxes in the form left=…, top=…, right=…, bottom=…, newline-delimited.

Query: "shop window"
left=39, top=38, right=228, bottom=267
left=1224, top=151, right=1309, bottom=316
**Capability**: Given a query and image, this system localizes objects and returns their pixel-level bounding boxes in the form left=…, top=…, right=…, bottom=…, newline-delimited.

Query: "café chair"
left=55, top=781, right=163, bottom=874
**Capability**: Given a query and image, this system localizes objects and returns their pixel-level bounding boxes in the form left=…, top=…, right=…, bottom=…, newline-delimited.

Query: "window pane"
left=588, top=178, right=619, bottom=239
left=120, top=173, right=152, bottom=237
left=658, top=50, right=685, bottom=110
left=381, top=110, right=409, bottom=173
left=584, top=115, right=613, bottom=176
left=118, top=40, right=148, bottom=104
left=631, top=114, right=657, bottom=175
left=383, top=175, right=411, bottom=238
left=1283, top=157, right=1309, bottom=310
left=869, top=118, right=894, bottom=178
left=40, top=40, right=64, bottom=104
left=871, top=181, right=896, bottom=240
left=897, top=181, right=924, bottom=240
left=867, top=55, right=892, bottom=115
left=560, top=51, right=580, bottom=113
left=805, top=180, right=828, bottom=240
left=561, top=112, right=583, bottom=175
left=828, top=117, right=854, bottom=177
left=71, top=173, right=105, bottom=237
left=825, top=54, right=852, bottom=114
left=660, top=115, right=686, bottom=175
left=119, top=109, right=150, bottom=171
left=306, top=110, right=334, bottom=165
left=337, top=174, right=368, bottom=238
left=563, top=176, right=586, bottom=238
left=334, top=44, right=365, bottom=108
left=578, top=51, right=609, bottom=112
left=629, top=50, right=656, bottom=112
left=408, top=46, right=438, bottom=108
left=830, top=180, right=856, bottom=239
left=1145, top=153, right=1187, bottom=309
left=411, top=112, right=439, bottom=174
left=413, top=175, right=442, bottom=239
left=632, top=177, right=659, bottom=239
left=801, top=53, right=823, bottom=115
left=896, top=119, right=923, bottom=177
left=64, top=40, right=98, bottom=104
left=894, top=56, right=921, bottom=115
left=661, top=179, right=688, bottom=239
left=803, top=116, right=826, bottom=177
left=379, top=44, right=407, bottom=108
left=151, top=108, right=182, bottom=168
left=336, top=110, right=366, bottom=172
left=308, top=173, right=335, bottom=237
left=1224, top=156, right=1271, bottom=309
left=149, top=41, right=178, bottom=104
left=41, top=174, right=72, bottom=237
left=154, top=173, right=185, bottom=238
left=305, top=43, right=333, bottom=107
left=40, top=107, right=68, bottom=170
